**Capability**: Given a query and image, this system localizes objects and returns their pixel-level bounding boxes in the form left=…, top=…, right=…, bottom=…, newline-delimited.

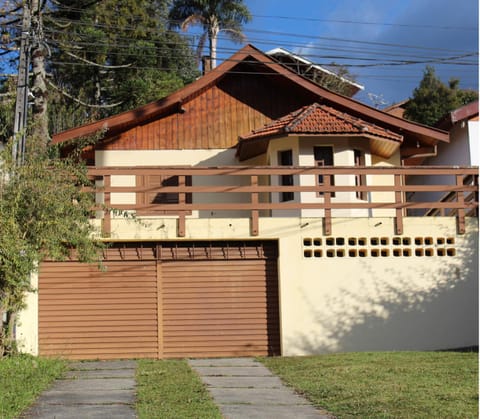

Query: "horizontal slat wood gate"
left=39, top=241, right=279, bottom=360
left=39, top=260, right=158, bottom=360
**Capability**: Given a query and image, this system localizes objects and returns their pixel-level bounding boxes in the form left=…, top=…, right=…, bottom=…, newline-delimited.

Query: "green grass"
left=260, top=351, right=478, bottom=419
left=136, top=359, right=222, bottom=419
left=0, top=354, right=67, bottom=419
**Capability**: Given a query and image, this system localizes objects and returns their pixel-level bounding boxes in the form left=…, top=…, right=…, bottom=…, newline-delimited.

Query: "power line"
left=43, top=3, right=478, bottom=31
left=250, top=13, right=478, bottom=31
left=44, top=15, right=477, bottom=55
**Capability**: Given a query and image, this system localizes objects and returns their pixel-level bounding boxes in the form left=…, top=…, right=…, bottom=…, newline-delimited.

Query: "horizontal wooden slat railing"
left=87, top=166, right=479, bottom=237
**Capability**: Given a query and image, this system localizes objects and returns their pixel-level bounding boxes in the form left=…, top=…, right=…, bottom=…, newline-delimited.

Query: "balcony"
left=87, top=165, right=478, bottom=237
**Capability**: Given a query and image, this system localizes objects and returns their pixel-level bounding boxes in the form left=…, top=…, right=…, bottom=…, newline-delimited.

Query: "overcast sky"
left=216, top=0, right=478, bottom=108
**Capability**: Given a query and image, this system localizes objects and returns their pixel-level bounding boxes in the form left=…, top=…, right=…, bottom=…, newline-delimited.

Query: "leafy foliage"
left=0, top=136, right=104, bottom=355
left=0, top=0, right=199, bottom=136
left=0, top=77, right=15, bottom=144
left=46, top=0, right=199, bottom=133
left=314, top=62, right=359, bottom=96
left=404, top=66, right=478, bottom=126
left=169, top=0, right=251, bottom=67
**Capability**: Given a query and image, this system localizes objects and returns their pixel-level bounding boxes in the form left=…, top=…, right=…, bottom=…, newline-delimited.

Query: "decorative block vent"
left=302, top=236, right=457, bottom=258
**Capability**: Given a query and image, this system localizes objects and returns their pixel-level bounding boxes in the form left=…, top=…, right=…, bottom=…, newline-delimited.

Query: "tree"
left=0, top=0, right=199, bottom=136
left=0, top=136, right=104, bottom=356
left=46, top=0, right=199, bottom=133
left=169, top=0, right=251, bottom=68
left=404, top=66, right=478, bottom=126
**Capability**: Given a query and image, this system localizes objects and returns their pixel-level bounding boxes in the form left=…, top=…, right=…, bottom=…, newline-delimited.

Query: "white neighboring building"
left=432, top=101, right=479, bottom=166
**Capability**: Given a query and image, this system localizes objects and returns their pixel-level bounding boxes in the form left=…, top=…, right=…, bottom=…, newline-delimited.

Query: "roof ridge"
left=248, top=107, right=301, bottom=135
left=318, top=104, right=401, bottom=138
left=285, top=103, right=321, bottom=132
left=319, top=104, right=366, bottom=130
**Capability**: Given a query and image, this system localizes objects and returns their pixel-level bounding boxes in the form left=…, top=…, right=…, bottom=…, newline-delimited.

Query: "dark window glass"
left=314, top=146, right=334, bottom=197
left=278, top=150, right=294, bottom=202
left=354, top=149, right=367, bottom=200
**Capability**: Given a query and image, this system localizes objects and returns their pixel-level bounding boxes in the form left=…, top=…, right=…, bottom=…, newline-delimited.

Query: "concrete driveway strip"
left=189, top=357, right=333, bottom=419
left=22, top=360, right=137, bottom=419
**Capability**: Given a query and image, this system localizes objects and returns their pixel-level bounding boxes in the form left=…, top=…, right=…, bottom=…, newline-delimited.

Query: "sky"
left=214, top=0, right=479, bottom=108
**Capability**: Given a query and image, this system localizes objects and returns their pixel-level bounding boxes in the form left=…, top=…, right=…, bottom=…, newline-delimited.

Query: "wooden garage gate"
left=39, top=241, right=280, bottom=360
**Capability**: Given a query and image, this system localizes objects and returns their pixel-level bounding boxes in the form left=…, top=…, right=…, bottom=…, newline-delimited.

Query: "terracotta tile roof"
left=240, top=103, right=403, bottom=142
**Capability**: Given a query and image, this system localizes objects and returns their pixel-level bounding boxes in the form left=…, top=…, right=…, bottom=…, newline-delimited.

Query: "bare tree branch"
left=0, top=6, right=22, bottom=19
left=44, top=15, right=71, bottom=29
left=62, top=49, right=132, bottom=69
left=47, top=80, right=123, bottom=109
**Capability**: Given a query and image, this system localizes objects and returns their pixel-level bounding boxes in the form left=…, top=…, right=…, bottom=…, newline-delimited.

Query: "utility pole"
left=12, top=1, right=31, bottom=164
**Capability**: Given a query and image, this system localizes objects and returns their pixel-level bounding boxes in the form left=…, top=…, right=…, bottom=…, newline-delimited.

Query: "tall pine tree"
left=46, top=0, right=199, bottom=133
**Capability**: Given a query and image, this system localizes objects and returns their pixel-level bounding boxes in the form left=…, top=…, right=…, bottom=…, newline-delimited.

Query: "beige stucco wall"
left=17, top=216, right=478, bottom=356
left=16, top=144, right=476, bottom=356
left=96, top=149, right=257, bottom=219
left=266, top=136, right=399, bottom=218
left=16, top=271, right=38, bottom=356
left=96, top=143, right=401, bottom=222
left=276, top=217, right=478, bottom=355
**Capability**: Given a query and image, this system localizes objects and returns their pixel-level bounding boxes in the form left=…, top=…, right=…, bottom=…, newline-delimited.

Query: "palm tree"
left=169, top=0, right=251, bottom=69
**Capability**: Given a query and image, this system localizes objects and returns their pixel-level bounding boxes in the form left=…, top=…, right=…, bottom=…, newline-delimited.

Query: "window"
left=354, top=149, right=367, bottom=200
left=278, top=149, right=294, bottom=202
left=314, top=146, right=334, bottom=197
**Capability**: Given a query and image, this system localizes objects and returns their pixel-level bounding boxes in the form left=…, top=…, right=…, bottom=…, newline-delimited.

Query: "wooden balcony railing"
left=87, top=165, right=479, bottom=237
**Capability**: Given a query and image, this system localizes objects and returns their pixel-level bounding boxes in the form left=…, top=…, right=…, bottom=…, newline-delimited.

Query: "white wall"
left=407, top=117, right=479, bottom=212
left=468, top=120, right=479, bottom=166
left=16, top=271, right=38, bottom=355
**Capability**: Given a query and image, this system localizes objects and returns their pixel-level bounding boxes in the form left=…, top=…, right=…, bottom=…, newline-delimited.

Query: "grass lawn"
left=136, top=359, right=222, bottom=419
left=260, top=351, right=478, bottom=419
left=0, top=355, right=67, bottom=419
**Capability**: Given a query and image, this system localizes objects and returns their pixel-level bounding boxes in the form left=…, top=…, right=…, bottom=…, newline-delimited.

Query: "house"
left=433, top=100, right=479, bottom=166
left=383, top=99, right=409, bottom=119
left=404, top=101, right=478, bottom=213
left=17, top=45, right=478, bottom=360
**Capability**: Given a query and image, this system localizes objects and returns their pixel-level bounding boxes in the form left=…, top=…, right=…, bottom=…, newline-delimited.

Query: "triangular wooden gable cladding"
left=101, top=74, right=315, bottom=151
left=52, top=44, right=448, bottom=152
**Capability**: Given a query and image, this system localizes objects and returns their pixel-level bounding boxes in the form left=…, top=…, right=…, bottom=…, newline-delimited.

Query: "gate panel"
left=39, top=260, right=158, bottom=360
left=161, top=256, right=280, bottom=358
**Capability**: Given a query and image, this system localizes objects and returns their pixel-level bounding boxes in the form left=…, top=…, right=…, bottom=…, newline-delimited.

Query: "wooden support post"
left=456, top=174, right=466, bottom=234
left=103, top=175, right=111, bottom=236
left=251, top=175, right=259, bottom=236
left=178, top=175, right=186, bottom=237
left=394, top=174, right=403, bottom=235
left=323, top=174, right=332, bottom=236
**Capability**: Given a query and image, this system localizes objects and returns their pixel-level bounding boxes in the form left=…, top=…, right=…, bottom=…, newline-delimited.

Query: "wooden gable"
left=100, top=72, right=316, bottom=151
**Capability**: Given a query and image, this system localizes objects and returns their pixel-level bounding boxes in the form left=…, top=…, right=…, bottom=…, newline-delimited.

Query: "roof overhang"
left=237, top=133, right=401, bottom=161
left=435, top=100, right=479, bottom=131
